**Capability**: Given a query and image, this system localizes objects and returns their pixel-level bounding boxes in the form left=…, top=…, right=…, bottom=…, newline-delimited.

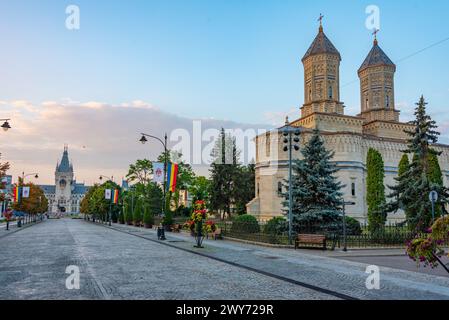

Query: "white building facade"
left=40, top=146, right=89, bottom=214
left=246, top=24, right=449, bottom=223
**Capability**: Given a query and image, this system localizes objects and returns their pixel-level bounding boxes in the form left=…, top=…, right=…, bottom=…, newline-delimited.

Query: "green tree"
left=143, top=203, right=154, bottom=227
left=12, top=180, right=49, bottom=218
left=189, top=176, right=211, bottom=203
left=387, top=96, right=448, bottom=231
left=366, top=148, right=386, bottom=232
left=209, top=128, right=241, bottom=219
left=133, top=197, right=143, bottom=225
left=283, top=129, right=344, bottom=229
left=126, top=159, right=153, bottom=184
left=233, top=162, right=255, bottom=215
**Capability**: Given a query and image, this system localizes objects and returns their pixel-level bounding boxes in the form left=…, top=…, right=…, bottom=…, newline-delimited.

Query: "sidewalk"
left=0, top=220, right=42, bottom=238
left=97, top=221, right=449, bottom=300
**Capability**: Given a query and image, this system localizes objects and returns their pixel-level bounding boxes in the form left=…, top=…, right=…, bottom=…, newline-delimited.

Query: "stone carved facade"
left=247, top=25, right=449, bottom=223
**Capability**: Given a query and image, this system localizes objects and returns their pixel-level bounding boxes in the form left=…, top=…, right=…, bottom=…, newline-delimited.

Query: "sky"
left=0, top=0, right=449, bottom=184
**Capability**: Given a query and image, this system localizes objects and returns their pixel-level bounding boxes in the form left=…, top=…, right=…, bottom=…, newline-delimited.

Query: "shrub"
left=264, top=217, right=288, bottom=234
left=119, top=208, right=125, bottom=224
left=162, top=211, right=173, bottom=226
left=133, top=201, right=142, bottom=224
left=143, top=205, right=154, bottom=225
left=125, top=205, right=133, bottom=224
left=345, top=216, right=362, bottom=235
left=231, top=214, right=260, bottom=234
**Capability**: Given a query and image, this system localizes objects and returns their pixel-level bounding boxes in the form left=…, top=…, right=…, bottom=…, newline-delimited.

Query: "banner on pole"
left=22, top=187, right=30, bottom=198
left=13, top=186, right=21, bottom=203
left=112, top=189, right=119, bottom=204
left=152, top=162, right=165, bottom=183
left=105, top=189, right=112, bottom=200
left=166, top=163, right=179, bottom=192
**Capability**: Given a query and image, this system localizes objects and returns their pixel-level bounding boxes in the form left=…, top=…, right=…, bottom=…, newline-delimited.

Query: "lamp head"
left=1, top=121, right=11, bottom=132
left=140, top=135, right=148, bottom=144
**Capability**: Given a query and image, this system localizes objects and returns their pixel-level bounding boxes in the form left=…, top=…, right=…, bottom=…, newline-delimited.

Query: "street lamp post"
left=342, top=201, right=356, bottom=252
left=20, top=172, right=39, bottom=225
left=0, top=119, right=11, bottom=132
left=140, top=134, right=168, bottom=204
left=281, top=118, right=301, bottom=245
left=140, top=133, right=168, bottom=241
left=99, top=175, right=113, bottom=226
left=99, top=175, right=113, bottom=182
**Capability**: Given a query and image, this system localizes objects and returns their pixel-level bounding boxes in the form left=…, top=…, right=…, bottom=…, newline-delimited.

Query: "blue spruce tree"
left=283, top=129, right=344, bottom=232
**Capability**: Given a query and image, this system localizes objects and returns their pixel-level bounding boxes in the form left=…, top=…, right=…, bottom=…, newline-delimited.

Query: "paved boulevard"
left=0, top=219, right=448, bottom=300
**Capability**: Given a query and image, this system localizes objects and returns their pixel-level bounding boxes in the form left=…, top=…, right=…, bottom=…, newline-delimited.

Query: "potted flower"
left=406, top=216, right=449, bottom=273
left=190, top=200, right=209, bottom=248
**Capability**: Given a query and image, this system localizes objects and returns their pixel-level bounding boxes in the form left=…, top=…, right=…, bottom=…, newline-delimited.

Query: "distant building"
left=40, top=146, right=90, bottom=214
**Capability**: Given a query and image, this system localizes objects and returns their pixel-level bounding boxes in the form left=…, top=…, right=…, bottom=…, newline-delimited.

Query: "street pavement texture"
left=0, top=219, right=448, bottom=300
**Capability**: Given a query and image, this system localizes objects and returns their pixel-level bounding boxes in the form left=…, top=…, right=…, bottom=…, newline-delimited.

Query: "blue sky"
left=1, top=0, right=448, bottom=122
left=0, top=0, right=449, bottom=183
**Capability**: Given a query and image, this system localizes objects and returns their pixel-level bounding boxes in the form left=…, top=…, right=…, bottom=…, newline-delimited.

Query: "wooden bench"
left=207, top=228, right=222, bottom=240
left=295, top=234, right=327, bottom=250
left=171, top=224, right=182, bottom=233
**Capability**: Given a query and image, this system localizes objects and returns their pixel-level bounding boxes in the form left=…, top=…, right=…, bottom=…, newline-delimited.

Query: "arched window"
left=385, top=94, right=390, bottom=108
left=277, top=181, right=283, bottom=196
left=328, top=85, right=333, bottom=99
left=365, top=98, right=369, bottom=110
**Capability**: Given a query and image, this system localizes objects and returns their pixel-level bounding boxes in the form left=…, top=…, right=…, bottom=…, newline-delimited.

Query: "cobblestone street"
left=0, top=219, right=448, bottom=300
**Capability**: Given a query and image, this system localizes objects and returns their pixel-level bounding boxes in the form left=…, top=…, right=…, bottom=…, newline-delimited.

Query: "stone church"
left=40, top=146, right=89, bottom=214
left=246, top=22, right=449, bottom=223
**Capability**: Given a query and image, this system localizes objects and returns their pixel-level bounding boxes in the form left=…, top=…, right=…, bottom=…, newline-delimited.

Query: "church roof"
left=56, top=146, right=73, bottom=173
left=358, top=39, right=395, bottom=73
left=40, top=185, right=56, bottom=194
left=302, top=26, right=341, bottom=62
left=73, top=183, right=88, bottom=195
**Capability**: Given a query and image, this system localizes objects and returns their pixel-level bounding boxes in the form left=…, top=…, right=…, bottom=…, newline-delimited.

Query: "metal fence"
left=217, top=220, right=449, bottom=249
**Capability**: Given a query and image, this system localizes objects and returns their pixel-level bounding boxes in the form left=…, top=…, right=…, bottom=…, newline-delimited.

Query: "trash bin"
left=157, top=226, right=166, bottom=240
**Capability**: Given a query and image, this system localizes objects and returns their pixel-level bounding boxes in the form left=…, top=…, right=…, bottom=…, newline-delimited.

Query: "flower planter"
left=134, top=221, right=141, bottom=227
left=126, top=221, right=133, bottom=226
left=144, top=224, right=153, bottom=229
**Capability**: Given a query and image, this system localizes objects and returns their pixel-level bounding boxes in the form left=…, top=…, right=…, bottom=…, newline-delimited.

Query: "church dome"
left=302, top=26, right=341, bottom=62
left=358, top=39, right=395, bottom=73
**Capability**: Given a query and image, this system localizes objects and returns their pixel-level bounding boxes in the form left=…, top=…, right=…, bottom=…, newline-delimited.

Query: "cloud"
left=0, top=100, right=270, bottom=185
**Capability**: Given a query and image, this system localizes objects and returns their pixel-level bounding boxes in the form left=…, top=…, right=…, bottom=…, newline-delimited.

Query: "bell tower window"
left=328, top=85, right=333, bottom=99
left=385, top=94, right=390, bottom=108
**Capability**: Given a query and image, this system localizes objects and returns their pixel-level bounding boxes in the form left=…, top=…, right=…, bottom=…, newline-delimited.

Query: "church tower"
left=54, top=145, right=74, bottom=214
left=301, top=17, right=344, bottom=118
left=358, top=32, right=399, bottom=122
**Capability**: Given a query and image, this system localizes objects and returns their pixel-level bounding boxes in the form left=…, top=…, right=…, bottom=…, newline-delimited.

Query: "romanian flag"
left=166, top=163, right=179, bottom=192
left=112, top=189, right=119, bottom=204
left=13, top=186, right=21, bottom=203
